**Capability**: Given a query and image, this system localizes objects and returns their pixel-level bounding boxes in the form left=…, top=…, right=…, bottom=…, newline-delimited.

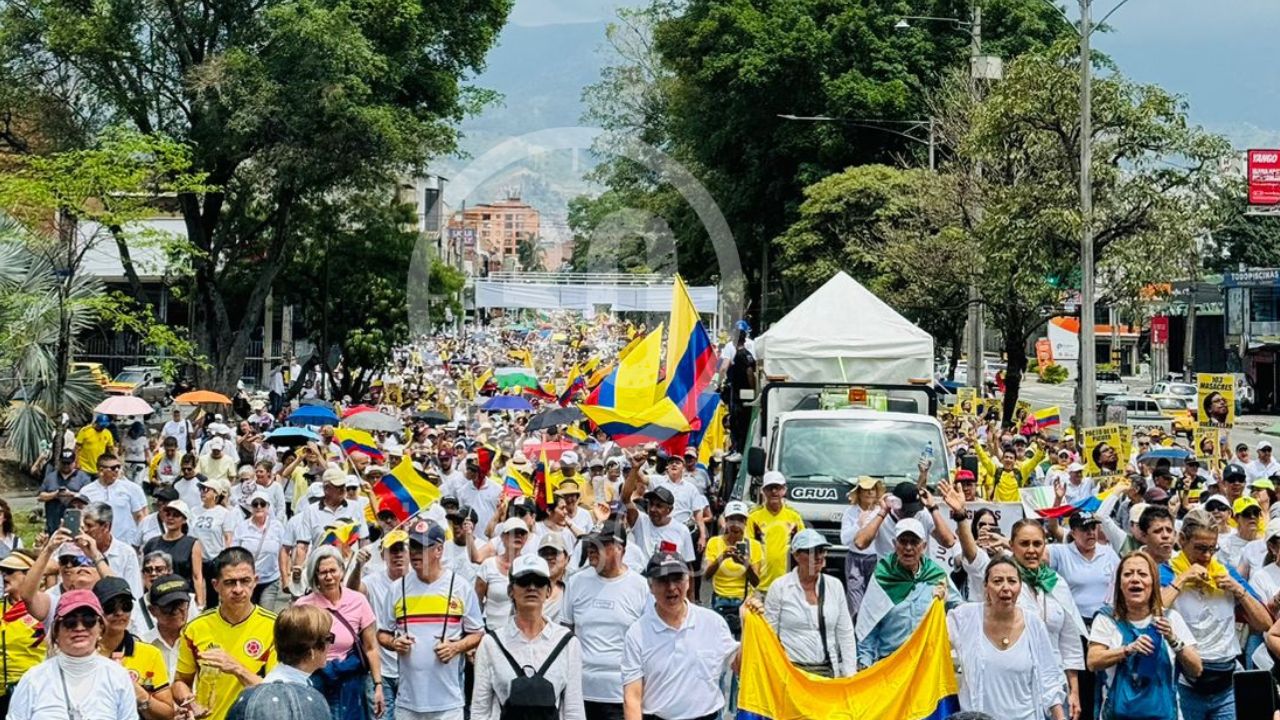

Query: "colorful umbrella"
left=94, top=395, right=154, bottom=416
left=524, top=440, right=577, bottom=460
left=175, top=390, right=231, bottom=405
left=342, top=405, right=378, bottom=418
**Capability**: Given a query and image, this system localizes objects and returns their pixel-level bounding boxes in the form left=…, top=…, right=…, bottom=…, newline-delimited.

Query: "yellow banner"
left=1196, top=373, right=1234, bottom=428
left=1081, top=425, right=1128, bottom=478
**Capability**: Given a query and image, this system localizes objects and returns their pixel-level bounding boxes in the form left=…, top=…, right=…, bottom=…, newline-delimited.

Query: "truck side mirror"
left=747, top=447, right=765, bottom=477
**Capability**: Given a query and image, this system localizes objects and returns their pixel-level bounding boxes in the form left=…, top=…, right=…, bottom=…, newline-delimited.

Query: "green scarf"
left=873, top=554, right=947, bottom=604
left=1017, top=561, right=1059, bottom=593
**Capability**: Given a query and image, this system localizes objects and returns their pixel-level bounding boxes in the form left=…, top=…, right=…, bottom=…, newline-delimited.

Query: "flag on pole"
left=334, top=427, right=385, bottom=464
left=1033, top=406, right=1062, bottom=428
left=374, top=457, right=443, bottom=521
left=662, top=276, right=717, bottom=421
left=503, top=465, right=534, bottom=498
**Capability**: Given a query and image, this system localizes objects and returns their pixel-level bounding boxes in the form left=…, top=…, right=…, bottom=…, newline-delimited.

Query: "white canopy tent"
left=755, top=271, right=934, bottom=384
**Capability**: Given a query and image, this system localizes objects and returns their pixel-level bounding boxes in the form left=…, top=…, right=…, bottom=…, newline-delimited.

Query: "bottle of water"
left=197, top=645, right=221, bottom=711
left=920, top=441, right=935, bottom=470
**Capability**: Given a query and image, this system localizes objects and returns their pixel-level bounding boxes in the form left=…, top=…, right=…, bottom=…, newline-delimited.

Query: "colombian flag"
left=662, top=276, right=717, bottom=421
left=736, top=601, right=958, bottom=720
left=503, top=466, right=534, bottom=498
left=579, top=400, right=692, bottom=448
left=334, top=428, right=385, bottom=464
left=319, top=522, right=362, bottom=547
left=373, top=457, right=442, bottom=521
left=1033, top=406, right=1062, bottom=428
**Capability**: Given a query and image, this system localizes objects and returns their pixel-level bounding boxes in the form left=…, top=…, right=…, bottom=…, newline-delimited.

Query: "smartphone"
left=735, top=541, right=749, bottom=558
left=1233, top=669, right=1277, bottom=718
left=63, top=509, right=81, bottom=536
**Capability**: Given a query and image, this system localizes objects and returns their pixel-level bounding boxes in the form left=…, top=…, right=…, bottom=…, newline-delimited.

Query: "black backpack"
left=488, top=628, right=575, bottom=720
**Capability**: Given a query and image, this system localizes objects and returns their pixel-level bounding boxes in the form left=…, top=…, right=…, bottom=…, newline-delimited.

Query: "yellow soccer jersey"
left=177, top=606, right=277, bottom=720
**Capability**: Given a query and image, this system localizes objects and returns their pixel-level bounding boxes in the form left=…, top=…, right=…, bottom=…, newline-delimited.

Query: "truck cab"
left=732, top=382, right=948, bottom=559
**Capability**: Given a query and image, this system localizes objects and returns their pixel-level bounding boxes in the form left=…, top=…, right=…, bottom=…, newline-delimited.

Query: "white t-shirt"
left=161, top=419, right=192, bottom=450
left=8, top=654, right=139, bottom=720
left=1240, top=538, right=1270, bottom=578
left=625, top=513, right=695, bottom=568
left=838, top=505, right=878, bottom=557
left=1088, top=609, right=1196, bottom=686
left=1170, top=581, right=1242, bottom=665
left=442, top=541, right=477, bottom=583
left=562, top=568, right=651, bottom=703
left=364, top=570, right=402, bottom=680
left=1217, top=530, right=1248, bottom=570
left=477, top=557, right=512, bottom=629
left=230, top=516, right=285, bottom=584
left=172, top=476, right=201, bottom=512
left=947, top=603, right=1063, bottom=720
left=79, top=479, right=147, bottom=546
left=377, top=570, right=483, bottom=713
left=1047, top=542, right=1119, bottom=619
left=650, top=476, right=709, bottom=527
left=191, top=504, right=234, bottom=558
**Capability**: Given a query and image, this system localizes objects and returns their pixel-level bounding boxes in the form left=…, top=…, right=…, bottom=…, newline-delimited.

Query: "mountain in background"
left=439, top=0, right=1280, bottom=230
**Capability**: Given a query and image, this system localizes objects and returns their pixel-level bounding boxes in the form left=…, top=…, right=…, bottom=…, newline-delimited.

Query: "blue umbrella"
left=482, top=395, right=533, bottom=413
left=288, top=405, right=339, bottom=426
left=264, top=427, right=322, bottom=447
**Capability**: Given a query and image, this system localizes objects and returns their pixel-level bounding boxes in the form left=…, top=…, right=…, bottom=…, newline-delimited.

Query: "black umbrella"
left=526, top=406, right=584, bottom=432
left=412, top=410, right=450, bottom=426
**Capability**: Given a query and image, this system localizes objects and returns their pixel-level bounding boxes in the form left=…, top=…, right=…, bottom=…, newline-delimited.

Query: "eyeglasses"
left=59, top=613, right=99, bottom=630
left=1190, top=543, right=1219, bottom=554
left=156, top=603, right=188, bottom=616
left=143, top=565, right=168, bottom=575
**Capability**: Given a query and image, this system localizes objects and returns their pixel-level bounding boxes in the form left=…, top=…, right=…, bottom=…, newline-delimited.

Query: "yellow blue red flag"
left=663, top=275, right=717, bottom=421
left=736, top=601, right=959, bottom=720
left=373, top=457, right=442, bottom=521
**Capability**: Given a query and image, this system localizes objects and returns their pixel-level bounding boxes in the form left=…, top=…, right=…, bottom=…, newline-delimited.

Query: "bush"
left=1027, top=357, right=1040, bottom=373
left=1039, top=363, right=1069, bottom=385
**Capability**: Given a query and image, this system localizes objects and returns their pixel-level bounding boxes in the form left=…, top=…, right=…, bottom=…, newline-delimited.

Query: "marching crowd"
left=4, top=318, right=1280, bottom=720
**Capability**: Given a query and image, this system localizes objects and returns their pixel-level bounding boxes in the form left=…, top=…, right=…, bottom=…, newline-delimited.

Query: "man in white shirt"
left=79, top=454, right=147, bottom=547
left=1247, top=441, right=1280, bottom=482
left=448, top=457, right=501, bottom=541
left=363, top=530, right=409, bottom=718
left=621, top=551, right=738, bottom=720
left=161, top=408, right=193, bottom=452
left=621, top=485, right=695, bottom=573
left=562, top=520, right=659, bottom=720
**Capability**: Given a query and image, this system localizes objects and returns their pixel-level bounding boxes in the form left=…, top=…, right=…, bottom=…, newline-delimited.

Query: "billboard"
left=1248, top=149, right=1280, bottom=206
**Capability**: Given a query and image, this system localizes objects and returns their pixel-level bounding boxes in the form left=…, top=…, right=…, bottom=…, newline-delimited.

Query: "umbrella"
left=342, top=411, right=403, bottom=433
left=288, top=405, right=339, bottom=426
left=342, top=405, right=378, bottom=418
left=526, top=406, right=584, bottom=432
left=175, top=390, right=231, bottom=405
left=525, top=440, right=577, bottom=460
left=264, top=427, right=321, bottom=447
left=483, top=395, right=533, bottom=413
left=94, top=395, right=154, bottom=416
left=411, top=410, right=449, bottom=426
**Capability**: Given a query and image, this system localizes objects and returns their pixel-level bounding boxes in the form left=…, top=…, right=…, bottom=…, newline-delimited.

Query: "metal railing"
left=483, top=271, right=670, bottom=286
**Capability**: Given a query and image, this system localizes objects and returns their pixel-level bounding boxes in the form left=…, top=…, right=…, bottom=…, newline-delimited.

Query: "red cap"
left=56, top=589, right=104, bottom=620
left=955, top=469, right=976, bottom=482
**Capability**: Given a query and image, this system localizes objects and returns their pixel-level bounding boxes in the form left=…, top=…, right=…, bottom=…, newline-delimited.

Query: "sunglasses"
left=59, top=613, right=99, bottom=630
left=104, top=598, right=134, bottom=615
left=156, top=602, right=188, bottom=615
left=251, top=501, right=269, bottom=508
left=538, top=549, right=562, bottom=561
left=512, top=576, right=550, bottom=589
left=143, top=565, right=168, bottom=575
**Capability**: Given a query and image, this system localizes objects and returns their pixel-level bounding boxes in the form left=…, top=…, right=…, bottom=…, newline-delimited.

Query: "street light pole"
left=965, top=2, right=985, bottom=396
left=1077, top=0, right=1097, bottom=427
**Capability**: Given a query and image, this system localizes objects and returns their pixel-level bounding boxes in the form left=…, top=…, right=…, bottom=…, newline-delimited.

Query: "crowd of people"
left=4, top=315, right=1280, bottom=720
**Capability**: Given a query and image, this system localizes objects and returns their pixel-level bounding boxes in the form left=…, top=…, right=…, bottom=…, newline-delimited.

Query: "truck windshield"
left=113, top=371, right=145, bottom=384
left=776, top=417, right=948, bottom=484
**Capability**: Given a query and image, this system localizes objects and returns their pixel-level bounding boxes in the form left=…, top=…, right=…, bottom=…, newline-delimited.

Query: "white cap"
left=500, top=517, right=528, bottom=535
left=510, top=555, right=550, bottom=580
left=560, top=450, right=579, bottom=466
left=344, top=475, right=361, bottom=488
left=1260, top=441, right=1274, bottom=451
left=206, top=437, right=225, bottom=453
left=164, top=500, right=192, bottom=520
left=1204, top=494, right=1233, bottom=512
left=1067, top=462, right=1085, bottom=473
left=761, top=470, right=786, bottom=488
left=538, top=532, right=568, bottom=554
left=1128, top=503, right=1149, bottom=525
left=1266, top=523, right=1280, bottom=542
left=895, top=518, right=927, bottom=540
left=249, top=489, right=273, bottom=505
left=723, top=500, right=750, bottom=518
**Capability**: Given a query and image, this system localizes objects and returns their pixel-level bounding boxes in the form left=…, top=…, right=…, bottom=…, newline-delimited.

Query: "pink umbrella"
left=95, top=395, right=154, bottom=416
left=342, top=404, right=378, bottom=418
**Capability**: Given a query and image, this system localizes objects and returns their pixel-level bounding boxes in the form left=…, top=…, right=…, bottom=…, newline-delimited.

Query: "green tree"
left=0, top=0, right=512, bottom=392
left=580, top=0, right=1069, bottom=322
left=517, top=235, right=545, bottom=272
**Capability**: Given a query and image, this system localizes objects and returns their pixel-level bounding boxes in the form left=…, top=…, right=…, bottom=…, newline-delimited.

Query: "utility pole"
left=1077, top=0, right=1097, bottom=427
left=964, top=3, right=986, bottom=392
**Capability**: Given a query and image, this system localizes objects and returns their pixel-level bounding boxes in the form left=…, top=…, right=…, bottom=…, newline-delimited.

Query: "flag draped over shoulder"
left=737, top=602, right=959, bottom=720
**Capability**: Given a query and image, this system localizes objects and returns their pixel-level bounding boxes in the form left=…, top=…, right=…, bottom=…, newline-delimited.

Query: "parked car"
left=1102, top=394, right=1175, bottom=434
left=1151, top=395, right=1195, bottom=437
left=105, top=365, right=170, bottom=405
left=70, top=362, right=112, bottom=391
left=1151, top=380, right=1197, bottom=399
left=1096, top=371, right=1128, bottom=401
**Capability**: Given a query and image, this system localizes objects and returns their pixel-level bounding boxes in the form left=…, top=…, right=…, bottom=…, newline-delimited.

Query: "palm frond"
left=3, top=401, right=52, bottom=467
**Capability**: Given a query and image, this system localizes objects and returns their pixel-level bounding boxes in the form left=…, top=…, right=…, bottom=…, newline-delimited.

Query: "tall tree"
left=1, top=0, right=512, bottom=391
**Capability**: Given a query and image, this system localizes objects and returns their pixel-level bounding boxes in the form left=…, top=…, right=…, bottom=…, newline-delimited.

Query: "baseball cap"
left=895, top=517, right=927, bottom=540
left=1203, top=494, right=1233, bottom=512
left=790, top=529, right=830, bottom=553
left=509, top=496, right=536, bottom=515
left=1143, top=487, right=1170, bottom=504
left=92, top=576, right=133, bottom=606
left=537, top=533, right=568, bottom=555
left=56, top=589, right=103, bottom=620
left=198, top=477, right=230, bottom=497
left=1067, top=462, right=1085, bottom=473
left=1254, top=478, right=1277, bottom=492
left=59, top=448, right=75, bottom=461
left=643, top=551, right=689, bottom=579
left=407, top=519, right=447, bottom=547
left=644, top=486, right=675, bottom=507
left=683, top=446, right=698, bottom=457
left=1224, top=463, right=1248, bottom=480
left=560, top=450, right=579, bottom=466
left=165, top=499, right=192, bottom=520
left=510, top=555, right=551, bottom=580
left=146, top=574, right=190, bottom=607
left=954, top=470, right=976, bottom=483
left=152, top=484, right=180, bottom=503
left=1127, top=503, right=1149, bottom=524
left=0, top=551, right=34, bottom=572
left=381, top=530, right=409, bottom=550
left=1260, top=441, right=1274, bottom=451
left=1267, top=523, right=1280, bottom=542
left=499, top=517, right=528, bottom=536
left=1185, top=456, right=1201, bottom=466
left=1234, top=496, right=1263, bottom=515
left=761, top=471, right=787, bottom=488
left=892, top=482, right=923, bottom=517
left=723, top=500, right=750, bottom=518
left=365, top=465, right=388, bottom=476
left=593, top=519, right=627, bottom=545
left=249, top=489, right=273, bottom=506
left=322, top=467, right=347, bottom=487
left=1069, top=512, right=1101, bottom=529
left=344, top=475, right=361, bottom=489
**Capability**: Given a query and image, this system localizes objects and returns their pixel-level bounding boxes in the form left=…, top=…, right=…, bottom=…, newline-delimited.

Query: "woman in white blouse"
left=760, top=529, right=856, bottom=677
left=947, top=556, right=1066, bottom=720
left=472, top=555, right=584, bottom=720
left=839, top=476, right=883, bottom=616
